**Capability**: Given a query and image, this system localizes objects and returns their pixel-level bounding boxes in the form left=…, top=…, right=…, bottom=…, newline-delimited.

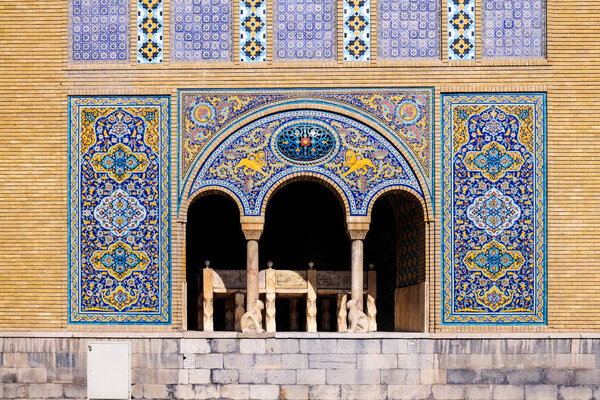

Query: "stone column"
left=346, top=216, right=370, bottom=311
left=241, top=216, right=264, bottom=313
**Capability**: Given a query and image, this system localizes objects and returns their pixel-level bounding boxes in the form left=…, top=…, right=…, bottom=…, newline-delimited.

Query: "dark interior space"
left=186, top=194, right=246, bottom=330
left=260, top=180, right=350, bottom=270
left=364, top=194, right=398, bottom=332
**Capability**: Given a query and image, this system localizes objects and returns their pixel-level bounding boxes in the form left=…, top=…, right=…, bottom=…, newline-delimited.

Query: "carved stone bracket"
left=346, top=215, right=370, bottom=240
left=241, top=215, right=264, bottom=240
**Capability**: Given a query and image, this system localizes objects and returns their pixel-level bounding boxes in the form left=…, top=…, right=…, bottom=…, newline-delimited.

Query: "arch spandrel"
left=177, top=89, right=435, bottom=213
left=185, top=109, right=427, bottom=218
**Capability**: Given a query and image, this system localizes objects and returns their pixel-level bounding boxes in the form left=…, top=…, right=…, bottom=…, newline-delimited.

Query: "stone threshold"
left=0, top=331, right=599, bottom=339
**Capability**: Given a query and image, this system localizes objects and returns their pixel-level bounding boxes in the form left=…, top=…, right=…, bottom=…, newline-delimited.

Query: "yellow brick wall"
left=0, top=0, right=599, bottom=331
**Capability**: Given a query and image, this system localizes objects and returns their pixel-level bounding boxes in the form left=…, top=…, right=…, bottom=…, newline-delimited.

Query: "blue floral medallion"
left=272, top=120, right=339, bottom=166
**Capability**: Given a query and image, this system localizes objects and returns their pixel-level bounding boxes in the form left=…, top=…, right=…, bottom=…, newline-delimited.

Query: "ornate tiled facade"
left=482, top=0, right=545, bottom=58
left=240, top=0, right=267, bottom=62
left=441, top=93, right=546, bottom=324
left=178, top=88, right=434, bottom=210
left=137, top=0, right=164, bottom=63
left=171, top=0, right=233, bottom=61
left=70, top=0, right=129, bottom=62
left=273, top=0, right=336, bottom=60
left=378, top=0, right=440, bottom=59
left=343, top=0, right=371, bottom=61
left=190, top=109, right=423, bottom=216
left=69, top=96, right=170, bottom=323
left=448, top=0, right=475, bottom=60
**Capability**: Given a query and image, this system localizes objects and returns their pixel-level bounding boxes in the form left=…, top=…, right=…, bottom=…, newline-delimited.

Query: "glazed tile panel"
left=177, top=88, right=434, bottom=208
left=137, top=0, right=164, bottom=63
left=378, top=0, right=440, bottom=59
left=190, top=110, right=422, bottom=216
left=442, top=93, right=546, bottom=324
left=69, top=96, right=170, bottom=323
left=240, top=0, right=267, bottom=62
left=171, top=0, right=233, bottom=61
left=343, top=0, right=371, bottom=61
left=448, top=0, right=476, bottom=60
left=482, top=0, right=545, bottom=58
left=70, top=0, right=129, bottom=62
left=274, top=0, right=336, bottom=60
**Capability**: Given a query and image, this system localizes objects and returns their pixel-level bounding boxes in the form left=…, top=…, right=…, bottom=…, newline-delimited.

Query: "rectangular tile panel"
left=69, top=96, right=171, bottom=323
left=441, top=93, right=546, bottom=324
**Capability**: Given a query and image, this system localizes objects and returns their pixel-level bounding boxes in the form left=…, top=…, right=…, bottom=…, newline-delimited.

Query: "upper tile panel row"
left=69, top=0, right=546, bottom=64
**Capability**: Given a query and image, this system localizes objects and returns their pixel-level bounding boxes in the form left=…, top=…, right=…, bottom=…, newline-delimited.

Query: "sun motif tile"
left=69, top=96, right=170, bottom=324
left=442, top=93, right=546, bottom=324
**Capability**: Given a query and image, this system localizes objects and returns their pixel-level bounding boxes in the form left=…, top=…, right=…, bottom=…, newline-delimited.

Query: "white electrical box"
left=87, top=341, right=131, bottom=400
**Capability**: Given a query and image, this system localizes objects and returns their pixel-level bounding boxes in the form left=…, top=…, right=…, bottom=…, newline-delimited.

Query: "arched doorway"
left=260, top=180, right=350, bottom=331
left=186, top=193, right=246, bottom=330
left=365, top=191, right=427, bottom=332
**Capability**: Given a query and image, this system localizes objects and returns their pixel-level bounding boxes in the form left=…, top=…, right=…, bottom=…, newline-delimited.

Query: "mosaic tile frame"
left=69, top=0, right=130, bottom=62
left=177, top=88, right=435, bottom=213
left=441, top=93, right=546, bottom=324
left=69, top=96, right=171, bottom=324
left=137, top=0, right=164, bottom=63
left=171, top=0, right=234, bottom=62
left=448, top=0, right=475, bottom=60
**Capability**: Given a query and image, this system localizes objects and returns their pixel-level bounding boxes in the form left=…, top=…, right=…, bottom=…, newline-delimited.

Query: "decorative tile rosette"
left=69, top=96, right=170, bottom=323
left=442, top=93, right=546, bottom=324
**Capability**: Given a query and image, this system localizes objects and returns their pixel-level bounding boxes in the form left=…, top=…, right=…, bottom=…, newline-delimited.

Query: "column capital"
left=346, top=215, right=370, bottom=240
left=241, top=216, right=264, bottom=240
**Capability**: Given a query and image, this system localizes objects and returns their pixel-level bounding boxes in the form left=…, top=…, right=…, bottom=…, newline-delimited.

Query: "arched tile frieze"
left=185, top=109, right=426, bottom=218
left=177, top=88, right=435, bottom=215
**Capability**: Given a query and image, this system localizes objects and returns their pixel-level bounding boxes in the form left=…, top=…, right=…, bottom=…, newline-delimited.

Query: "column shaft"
left=351, top=239, right=364, bottom=310
left=246, top=239, right=259, bottom=307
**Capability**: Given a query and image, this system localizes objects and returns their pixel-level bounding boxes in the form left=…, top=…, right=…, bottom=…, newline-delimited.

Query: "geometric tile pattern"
left=273, top=0, right=336, bottom=60
left=171, top=0, right=233, bottom=61
left=442, top=93, right=546, bottom=324
left=240, top=0, right=267, bottom=62
left=482, top=0, right=545, bottom=58
left=378, top=0, right=440, bottom=59
left=70, top=0, right=129, bottom=62
left=69, top=96, right=171, bottom=323
left=190, top=109, right=423, bottom=216
left=448, top=0, right=475, bottom=60
left=395, top=194, right=421, bottom=287
left=137, top=0, right=164, bottom=63
left=177, top=88, right=434, bottom=209
left=343, top=0, right=371, bottom=61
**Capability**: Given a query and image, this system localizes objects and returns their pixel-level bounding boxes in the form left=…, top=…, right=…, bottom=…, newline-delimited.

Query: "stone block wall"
left=1, top=334, right=600, bottom=399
